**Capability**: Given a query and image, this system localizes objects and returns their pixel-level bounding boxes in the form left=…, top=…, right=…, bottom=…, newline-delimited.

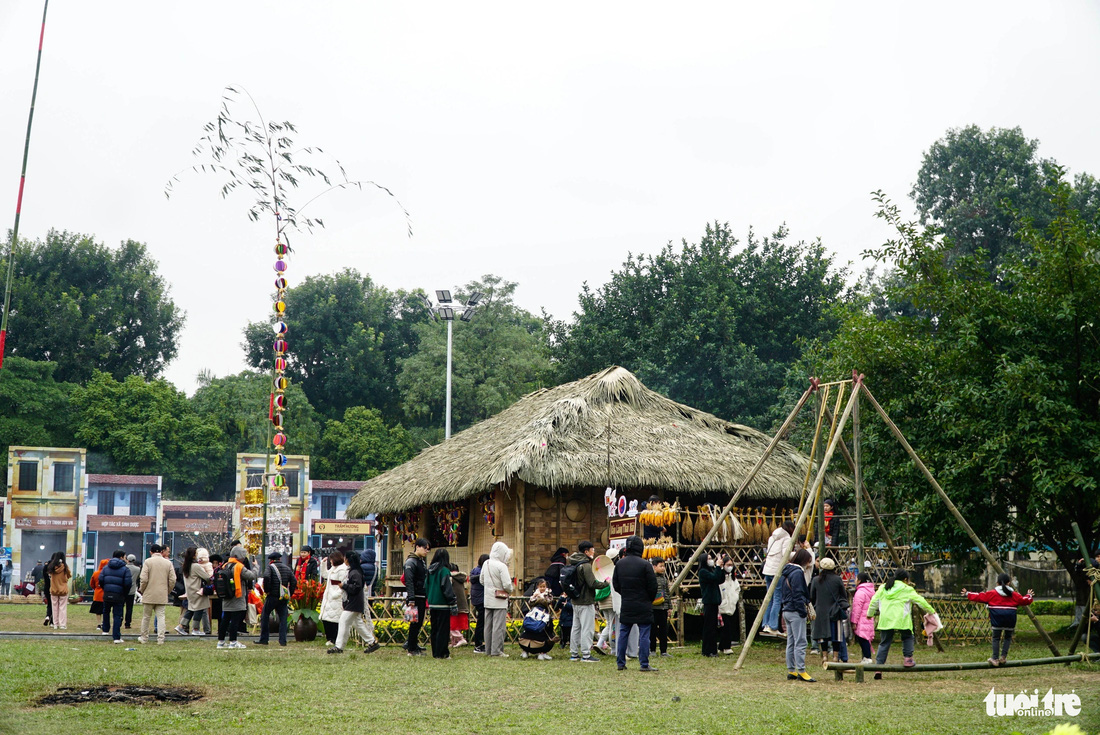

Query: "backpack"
left=214, top=561, right=237, bottom=600
left=560, top=562, right=586, bottom=600
left=169, top=561, right=185, bottom=604
left=521, top=606, right=551, bottom=635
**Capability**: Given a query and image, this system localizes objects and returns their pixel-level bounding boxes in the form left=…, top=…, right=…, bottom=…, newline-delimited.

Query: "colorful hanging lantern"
left=273, top=339, right=288, bottom=355
left=273, top=375, right=288, bottom=391
left=274, top=356, right=287, bottom=371
left=274, top=453, right=288, bottom=467
left=274, top=394, right=287, bottom=411
left=272, top=413, right=284, bottom=429
left=270, top=473, right=286, bottom=488
left=274, top=242, right=288, bottom=256
left=274, top=259, right=288, bottom=273
left=274, top=300, right=286, bottom=314
left=273, top=322, right=288, bottom=335
left=274, top=277, right=288, bottom=290
left=273, top=432, right=287, bottom=447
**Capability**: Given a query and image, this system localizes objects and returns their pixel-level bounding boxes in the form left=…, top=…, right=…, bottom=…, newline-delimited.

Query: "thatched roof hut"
left=350, top=366, right=844, bottom=585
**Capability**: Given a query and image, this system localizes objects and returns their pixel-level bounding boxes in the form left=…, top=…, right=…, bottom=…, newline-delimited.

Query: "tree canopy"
left=242, top=268, right=428, bottom=421
left=2, top=230, right=184, bottom=383
left=804, top=172, right=1099, bottom=579
left=0, top=357, right=76, bottom=490
left=549, top=223, right=849, bottom=428
left=70, top=372, right=225, bottom=499
left=312, top=406, right=416, bottom=481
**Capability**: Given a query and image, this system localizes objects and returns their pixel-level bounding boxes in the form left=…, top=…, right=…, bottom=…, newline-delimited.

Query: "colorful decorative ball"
left=274, top=259, right=288, bottom=274
left=273, top=339, right=288, bottom=354
left=270, top=474, right=286, bottom=488
left=272, top=432, right=287, bottom=447
left=275, top=453, right=288, bottom=467
left=274, top=300, right=286, bottom=314
left=272, top=413, right=284, bottom=429
left=274, top=394, right=287, bottom=411
left=273, top=321, right=288, bottom=335
left=273, top=376, right=288, bottom=391
left=274, top=242, right=288, bottom=256
left=274, top=277, right=288, bottom=290
left=274, top=357, right=287, bottom=371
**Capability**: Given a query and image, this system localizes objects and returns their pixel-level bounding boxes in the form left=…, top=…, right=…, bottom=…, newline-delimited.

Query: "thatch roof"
left=347, top=366, right=846, bottom=516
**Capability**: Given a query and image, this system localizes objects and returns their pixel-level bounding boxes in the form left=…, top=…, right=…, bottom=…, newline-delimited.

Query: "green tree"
left=243, top=269, right=429, bottom=421
left=549, top=223, right=849, bottom=428
left=803, top=175, right=1099, bottom=589
left=1, top=230, right=184, bottom=383
left=70, top=372, right=226, bottom=499
left=0, top=357, right=76, bottom=492
left=398, top=275, right=552, bottom=439
left=190, top=370, right=323, bottom=495
left=313, top=406, right=415, bottom=481
left=911, top=125, right=1100, bottom=272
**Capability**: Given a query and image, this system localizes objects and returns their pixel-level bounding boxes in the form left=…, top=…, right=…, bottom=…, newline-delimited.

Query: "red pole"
left=0, top=0, right=51, bottom=371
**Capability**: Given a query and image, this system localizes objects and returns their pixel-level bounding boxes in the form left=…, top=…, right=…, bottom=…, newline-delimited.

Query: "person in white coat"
left=761, top=520, right=795, bottom=635
left=718, top=557, right=742, bottom=654
left=481, top=541, right=514, bottom=658
left=319, top=551, right=347, bottom=647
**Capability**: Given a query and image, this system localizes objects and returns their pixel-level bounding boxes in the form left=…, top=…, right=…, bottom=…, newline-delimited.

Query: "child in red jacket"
left=962, top=574, right=1033, bottom=666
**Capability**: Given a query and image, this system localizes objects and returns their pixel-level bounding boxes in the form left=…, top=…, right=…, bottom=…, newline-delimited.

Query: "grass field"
left=1, top=602, right=1097, bottom=735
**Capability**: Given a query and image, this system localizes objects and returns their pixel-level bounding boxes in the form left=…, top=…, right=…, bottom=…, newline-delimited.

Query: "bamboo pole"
left=853, top=382, right=864, bottom=568
left=1067, top=521, right=1098, bottom=656
left=827, top=652, right=1098, bottom=674
left=734, top=384, right=861, bottom=671
left=669, top=381, right=816, bottom=595
left=860, top=385, right=1062, bottom=657
left=0, top=0, right=50, bottom=372
left=822, top=405, right=905, bottom=569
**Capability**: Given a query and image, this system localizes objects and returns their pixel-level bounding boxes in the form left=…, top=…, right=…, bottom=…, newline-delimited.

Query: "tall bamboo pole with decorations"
left=1, top=0, right=50, bottom=373
left=167, top=86, right=409, bottom=563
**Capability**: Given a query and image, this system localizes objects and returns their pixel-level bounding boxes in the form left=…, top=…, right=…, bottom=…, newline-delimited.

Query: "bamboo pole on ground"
left=860, top=385, right=1062, bottom=657
left=733, top=384, right=861, bottom=671
left=827, top=652, right=1098, bottom=675
left=669, top=381, right=817, bottom=595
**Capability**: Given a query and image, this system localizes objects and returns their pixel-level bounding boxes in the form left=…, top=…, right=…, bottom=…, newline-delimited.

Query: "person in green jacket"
left=426, top=548, right=458, bottom=659
left=866, top=568, right=936, bottom=679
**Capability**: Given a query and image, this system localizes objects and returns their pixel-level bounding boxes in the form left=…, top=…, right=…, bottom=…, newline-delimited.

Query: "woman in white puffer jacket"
left=319, top=551, right=348, bottom=647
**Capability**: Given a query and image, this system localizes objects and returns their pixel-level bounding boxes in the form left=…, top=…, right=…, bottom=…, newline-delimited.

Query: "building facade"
left=307, top=479, right=376, bottom=558
left=3, top=446, right=87, bottom=583
left=82, top=474, right=162, bottom=579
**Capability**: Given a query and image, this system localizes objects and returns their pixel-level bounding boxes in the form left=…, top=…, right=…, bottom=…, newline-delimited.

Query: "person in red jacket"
left=962, top=573, right=1033, bottom=666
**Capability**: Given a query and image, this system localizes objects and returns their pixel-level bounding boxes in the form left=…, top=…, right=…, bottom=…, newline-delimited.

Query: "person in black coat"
left=328, top=551, right=380, bottom=655
left=809, top=558, right=849, bottom=662
left=697, top=552, right=726, bottom=657
left=99, top=550, right=133, bottom=642
left=469, top=553, right=489, bottom=652
left=543, top=547, right=568, bottom=597
left=402, top=538, right=430, bottom=655
left=611, top=536, right=659, bottom=672
left=258, top=552, right=296, bottom=646
left=361, top=548, right=377, bottom=596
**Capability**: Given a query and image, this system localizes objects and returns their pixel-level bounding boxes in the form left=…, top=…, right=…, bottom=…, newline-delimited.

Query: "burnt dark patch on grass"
left=37, top=685, right=203, bottom=706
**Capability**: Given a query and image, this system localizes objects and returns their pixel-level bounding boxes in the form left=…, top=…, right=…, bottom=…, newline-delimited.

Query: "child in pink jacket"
left=849, top=572, right=876, bottom=664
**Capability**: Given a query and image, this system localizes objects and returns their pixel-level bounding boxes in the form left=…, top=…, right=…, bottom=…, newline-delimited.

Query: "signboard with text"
left=14, top=516, right=76, bottom=530
left=87, top=515, right=155, bottom=532
left=609, top=517, right=638, bottom=540
left=313, top=520, right=374, bottom=535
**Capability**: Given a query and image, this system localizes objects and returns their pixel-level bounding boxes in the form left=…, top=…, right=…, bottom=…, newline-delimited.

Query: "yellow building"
left=234, top=453, right=310, bottom=557
left=4, top=446, right=86, bottom=584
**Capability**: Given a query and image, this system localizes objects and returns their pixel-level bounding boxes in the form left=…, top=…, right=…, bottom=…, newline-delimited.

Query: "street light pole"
left=445, top=318, right=453, bottom=440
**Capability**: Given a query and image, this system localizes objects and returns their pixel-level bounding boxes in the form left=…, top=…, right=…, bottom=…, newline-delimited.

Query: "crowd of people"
left=14, top=535, right=1100, bottom=672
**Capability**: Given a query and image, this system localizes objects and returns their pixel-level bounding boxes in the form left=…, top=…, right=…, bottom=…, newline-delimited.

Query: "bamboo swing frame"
left=669, top=372, right=1063, bottom=672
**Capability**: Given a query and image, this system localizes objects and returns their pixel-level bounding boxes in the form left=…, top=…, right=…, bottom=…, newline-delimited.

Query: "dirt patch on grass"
left=37, top=685, right=203, bottom=706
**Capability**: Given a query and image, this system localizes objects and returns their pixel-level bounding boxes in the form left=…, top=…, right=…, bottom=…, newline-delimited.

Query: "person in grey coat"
left=809, top=557, right=849, bottom=662
left=216, top=546, right=256, bottom=649
left=124, top=555, right=141, bottom=629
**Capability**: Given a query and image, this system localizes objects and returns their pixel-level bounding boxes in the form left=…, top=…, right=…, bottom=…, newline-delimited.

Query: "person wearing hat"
left=594, top=546, right=620, bottom=655
left=258, top=552, right=296, bottom=646
left=809, top=557, right=849, bottom=662
left=294, top=545, right=319, bottom=585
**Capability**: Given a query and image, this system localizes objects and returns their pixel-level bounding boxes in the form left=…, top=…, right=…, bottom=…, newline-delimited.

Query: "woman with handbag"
left=780, top=548, right=815, bottom=682
left=809, top=557, right=848, bottom=662
left=319, top=551, right=347, bottom=647
left=481, top=541, right=514, bottom=658
left=179, top=547, right=213, bottom=635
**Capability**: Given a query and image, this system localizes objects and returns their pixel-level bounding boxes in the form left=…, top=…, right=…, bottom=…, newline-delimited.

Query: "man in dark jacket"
left=328, top=551, right=380, bottom=655
left=100, top=550, right=133, bottom=643
left=612, top=536, right=659, bottom=672
left=258, top=552, right=296, bottom=646
left=567, top=541, right=609, bottom=662
left=402, top=538, right=430, bottom=655
left=361, top=548, right=377, bottom=596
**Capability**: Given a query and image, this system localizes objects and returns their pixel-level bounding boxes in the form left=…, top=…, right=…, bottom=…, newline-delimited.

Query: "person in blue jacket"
left=99, top=549, right=133, bottom=643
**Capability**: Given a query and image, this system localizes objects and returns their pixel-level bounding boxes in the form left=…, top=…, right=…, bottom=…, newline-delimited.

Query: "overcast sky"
left=2, top=2, right=1098, bottom=394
